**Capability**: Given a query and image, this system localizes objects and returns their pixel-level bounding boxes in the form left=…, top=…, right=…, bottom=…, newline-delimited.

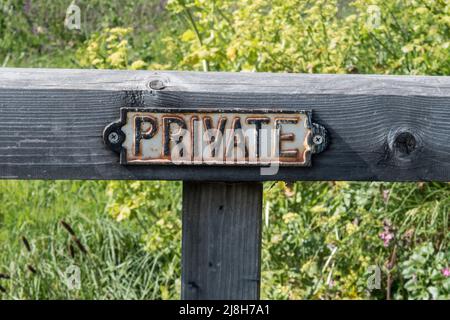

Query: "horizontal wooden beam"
left=0, top=67, right=449, bottom=181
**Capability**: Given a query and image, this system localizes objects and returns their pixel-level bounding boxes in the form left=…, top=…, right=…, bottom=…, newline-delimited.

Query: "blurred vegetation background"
left=0, top=0, right=449, bottom=299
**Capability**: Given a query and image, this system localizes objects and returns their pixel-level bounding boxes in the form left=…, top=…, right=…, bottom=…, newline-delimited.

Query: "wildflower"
left=442, top=267, right=450, bottom=277
left=130, top=60, right=147, bottom=70
left=379, top=220, right=395, bottom=247
left=379, top=228, right=394, bottom=247
left=107, top=51, right=126, bottom=67
left=91, top=58, right=103, bottom=66
left=282, top=212, right=297, bottom=224
left=117, top=40, right=128, bottom=49
left=109, top=27, right=132, bottom=36
left=226, top=46, right=237, bottom=61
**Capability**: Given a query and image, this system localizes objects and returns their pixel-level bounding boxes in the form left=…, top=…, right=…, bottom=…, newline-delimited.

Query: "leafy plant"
left=160, top=0, right=449, bottom=74
left=0, top=181, right=181, bottom=299
left=400, top=243, right=450, bottom=299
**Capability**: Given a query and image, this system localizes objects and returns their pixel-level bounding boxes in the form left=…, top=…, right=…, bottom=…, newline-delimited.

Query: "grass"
left=0, top=181, right=180, bottom=299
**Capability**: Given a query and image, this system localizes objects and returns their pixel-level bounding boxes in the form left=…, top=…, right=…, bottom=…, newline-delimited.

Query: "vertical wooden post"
left=181, top=182, right=263, bottom=300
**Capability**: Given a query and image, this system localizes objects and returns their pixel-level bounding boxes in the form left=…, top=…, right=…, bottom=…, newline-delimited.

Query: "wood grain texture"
left=182, top=182, right=262, bottom=299
left=0, top=67, right=449, bottom=181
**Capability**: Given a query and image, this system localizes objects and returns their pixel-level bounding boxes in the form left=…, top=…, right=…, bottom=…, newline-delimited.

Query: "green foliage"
left=0, top=0, right=79, bottom=67
left=101, top=179, right=449, bottom=300
left=401, top=243, right=450, bottom=299
left=0, top=181, right=181, bottom=299
left=106, top=181, right=182, bottom=299
left=77, top=27, right=136, bottom=69
left=160, top=0, right=449, bottom=74
left=262, top=182, right=449, bottom=299
left=0, top=0, right=168, bottom=67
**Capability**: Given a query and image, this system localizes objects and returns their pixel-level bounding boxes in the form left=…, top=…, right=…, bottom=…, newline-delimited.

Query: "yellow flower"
left=271, top=234, right=282, bottom=244
left=106, top=35, right=118, bottom=43
left=109, top=27, right=132, bottom=36
left=181, top=29, right=196, bottom=42
left=88, top=41, right=99, bottom=50
left=346, top=222, right=358, bottom=235
left=226, top=47, right=237, bottom=61
left=282, top=212, right=297, bottom=224
left=130, top=60, right=147, bottom=70
left=149, top=63, right=171, bottom=70
left=91, top=58, right=103, bottom=66
left=310, top=205, right=327, bottom=214
left=107, top=51, right=126, bottom=67
left=116, top=206, right=131, bottom=222
left=160, top=285, right=170, bottom=300
left=117, top=40, right=128, bottom=48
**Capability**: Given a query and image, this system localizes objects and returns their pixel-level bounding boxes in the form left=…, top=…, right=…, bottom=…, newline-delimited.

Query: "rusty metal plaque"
left=103, top=108, right=327, bottom=166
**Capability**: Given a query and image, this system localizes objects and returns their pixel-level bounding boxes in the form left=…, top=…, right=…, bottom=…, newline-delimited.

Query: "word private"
left=104, top=108, right=326, bottom=167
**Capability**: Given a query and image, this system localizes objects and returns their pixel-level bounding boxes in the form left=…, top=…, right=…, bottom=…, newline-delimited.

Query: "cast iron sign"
left=103, top=108, right=328, bottom=166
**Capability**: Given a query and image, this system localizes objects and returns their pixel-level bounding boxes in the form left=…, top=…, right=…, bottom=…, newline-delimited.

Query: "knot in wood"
left=385, top=127, right=423, bottom=165
left=393, top=132, right=417, bottom=155
left=149, top=80, right=165, bottom=90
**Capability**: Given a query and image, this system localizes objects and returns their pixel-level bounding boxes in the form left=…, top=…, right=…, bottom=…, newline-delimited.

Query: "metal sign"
left=103, top=108, right=328, bottom=166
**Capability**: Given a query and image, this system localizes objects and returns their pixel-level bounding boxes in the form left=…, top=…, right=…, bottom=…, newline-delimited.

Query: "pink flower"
left=442, top=268, right=450, bottom=277
left=379, top=221, right=395, bottom=247
left=379, top=229, right=394, bottom=247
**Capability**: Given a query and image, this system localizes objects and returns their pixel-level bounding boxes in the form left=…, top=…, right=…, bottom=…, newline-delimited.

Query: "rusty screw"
left=313, top=135, right=323, bottom=145
left=149, top=80, right=165, bottom=90
left=108, top=132, right=120, bottom=144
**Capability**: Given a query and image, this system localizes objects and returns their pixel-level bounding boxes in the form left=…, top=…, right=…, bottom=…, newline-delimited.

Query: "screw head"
left=149, top=80, right=165, bottom=90
left=313, top=135, right=323, bottom=145
left=108, top=132, right=120, bottom=144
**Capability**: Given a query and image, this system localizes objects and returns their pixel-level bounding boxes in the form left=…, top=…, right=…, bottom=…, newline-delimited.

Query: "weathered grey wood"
left=181, top=182, right=262, bottom=299
left=0, top=67, right=450, bottom=181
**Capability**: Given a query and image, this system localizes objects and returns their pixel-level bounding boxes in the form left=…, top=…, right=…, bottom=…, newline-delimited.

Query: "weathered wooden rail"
left=1, top=68, right=449, bottom=181
left=0, top=68, right=449, bottom=299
